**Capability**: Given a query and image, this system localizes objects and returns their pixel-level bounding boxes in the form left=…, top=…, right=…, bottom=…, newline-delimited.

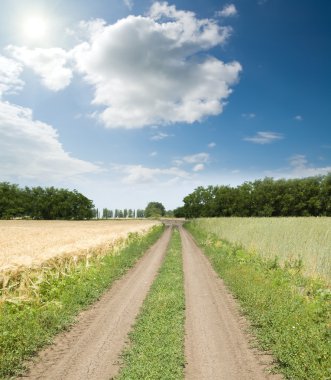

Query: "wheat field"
left=191, top=217, right=331, bottom=282
left=0, top=220, right=159, bottom=272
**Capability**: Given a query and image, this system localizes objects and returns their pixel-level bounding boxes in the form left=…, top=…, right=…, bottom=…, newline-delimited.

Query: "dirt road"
left=23, top=227, right=172, bottom=380
left=21, top=223, right=280, bottom=380
left=180, top=226, right=280, bottom=380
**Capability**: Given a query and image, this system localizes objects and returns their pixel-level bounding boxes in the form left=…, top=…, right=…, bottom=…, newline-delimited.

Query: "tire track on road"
left=180, top=226, right=281, bottom=380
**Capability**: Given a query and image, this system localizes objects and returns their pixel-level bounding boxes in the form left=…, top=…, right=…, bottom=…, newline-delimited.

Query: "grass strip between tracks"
left=0, top=224, right=164, bottom=379
left=117, top=227, right=185, bottom=380
left=186, top=221, right=330, bottom=380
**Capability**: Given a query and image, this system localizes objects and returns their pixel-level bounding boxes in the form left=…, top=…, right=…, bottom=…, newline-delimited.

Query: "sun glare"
left=23, top=15, right=48, bottom=41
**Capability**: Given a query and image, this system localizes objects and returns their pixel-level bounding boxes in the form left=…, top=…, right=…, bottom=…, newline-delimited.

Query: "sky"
left=0, top=0, right=330, bottom=210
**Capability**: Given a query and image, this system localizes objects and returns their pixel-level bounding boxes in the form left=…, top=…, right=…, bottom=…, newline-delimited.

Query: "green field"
left=189, top=217, right=331, bottom=282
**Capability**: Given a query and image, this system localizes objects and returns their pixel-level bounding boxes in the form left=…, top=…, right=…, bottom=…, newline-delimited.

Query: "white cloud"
left=6, top=3, right=241, bottom=127
left=7, top=46, right=72, bottom=91
left=173, top=159, right=183, bottom=166
left=216, top=4, right=238, bottom=18
left=294, top=115, right=303, bottom=121
left=193, top=163, right=205, bottom=172
left=0, top=55, right=24, bottom=98
left=289, top=154, right=307, bottom=168
left=174, top=152, right=210, bottom=171
left=0, top=101, right=101, bottom=181
left=288, top=154, right=331, bottom=177
left=208, top=142, right=216, bottom=148
left=112, top=164, right=190, bottom=185
left=150, top=132, right=172, bottom=141
left=182, top=152, right=210, bottom=164
left=150, top=151, right=158, bottom=157
left=123, top=0, right=134, bottom=10
left=149, top=2, right=231, bottom=48
left=242, top=112, right=256, bottom=119
left=244, top=131, right=284, bottom=144
left=72, top=2, right=241, bottom=128
left=264, top=154, right=331, bottom=179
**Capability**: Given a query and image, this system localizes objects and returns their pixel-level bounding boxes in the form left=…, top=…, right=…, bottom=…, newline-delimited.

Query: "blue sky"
left=0, top=0, right=330, bottom=210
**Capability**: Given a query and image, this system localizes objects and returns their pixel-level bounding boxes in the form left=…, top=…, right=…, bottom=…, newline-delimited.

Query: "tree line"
left=96, top=208, right=145, bottom=219
left=174, top=174, right=331, bottom=218
left=0, top=182, right=94, bottom=220
left=0, top=182, right=170, bottom=221
left=98, top=202, right=167, bottom=219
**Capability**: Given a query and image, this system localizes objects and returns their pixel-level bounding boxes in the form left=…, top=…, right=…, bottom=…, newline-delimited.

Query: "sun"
left=23, top=15, right=48, bottom=41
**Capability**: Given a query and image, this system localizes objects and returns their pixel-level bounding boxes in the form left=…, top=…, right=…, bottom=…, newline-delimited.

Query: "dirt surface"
left=21, top=226, right=171, bottom=380
left=20, top=223, right=281, bottom=380
left=180, top=226, right=282, bottom=380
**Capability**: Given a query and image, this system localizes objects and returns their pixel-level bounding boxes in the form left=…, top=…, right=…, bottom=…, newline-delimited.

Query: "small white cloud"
left=244, top=131, right=284, bottom=144
left=289, top=154, right=308, bottom=168
left=150, top=132, right=172, bottom=141
left=122, top=165, right=159, bottom=184
left=0, top=101, right=101, bottom=181
left=175, top=152, right=210, bottom=172
left=193, top=163, right=205, bottom=172
left=173, top=159, right=183, bottom=166
left=242, top=112, right=256, bottom=119
left=0, top=55, right=24, bottom=98
left=112, top=164, right=190, bottom=185
left=286, top=155, right=331, bottom=177
left=150, top=151, right=157, bottom=157
left=216, top=4, right=238, bottom=18
left=265, top=154, right=331, bottom=179
left=182, top=152, right=210, bottom=164
left=208, top=142, right=216, bottom=148
left=294, top=115, right=303, bottom=121
left=7, top=46, right=72, bottom=92
left=123, top=0, right=133, bottom=10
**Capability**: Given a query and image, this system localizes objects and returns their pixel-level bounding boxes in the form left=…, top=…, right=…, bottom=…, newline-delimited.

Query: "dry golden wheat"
left=0, top=220, right=158, bottom=272
left=0, top=220, right=159, bottom=302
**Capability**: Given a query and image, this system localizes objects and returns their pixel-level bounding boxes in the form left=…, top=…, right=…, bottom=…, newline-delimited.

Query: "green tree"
left=177, top=174, right=331, bottom=218
left=320, top=173, right=331, bottom=215
left=0, top=182, right=25, bottom=218
left=173, top=206, right=185, bottom=218
left=145, top=202, right=166, bottom=218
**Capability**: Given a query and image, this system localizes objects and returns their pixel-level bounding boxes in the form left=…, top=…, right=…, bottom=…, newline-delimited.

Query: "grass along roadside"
left=186, top=221, right=330, bottom=380
left=117, top=227, right=185, bottom=380
left=0, top=224, right=164, bottom=379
